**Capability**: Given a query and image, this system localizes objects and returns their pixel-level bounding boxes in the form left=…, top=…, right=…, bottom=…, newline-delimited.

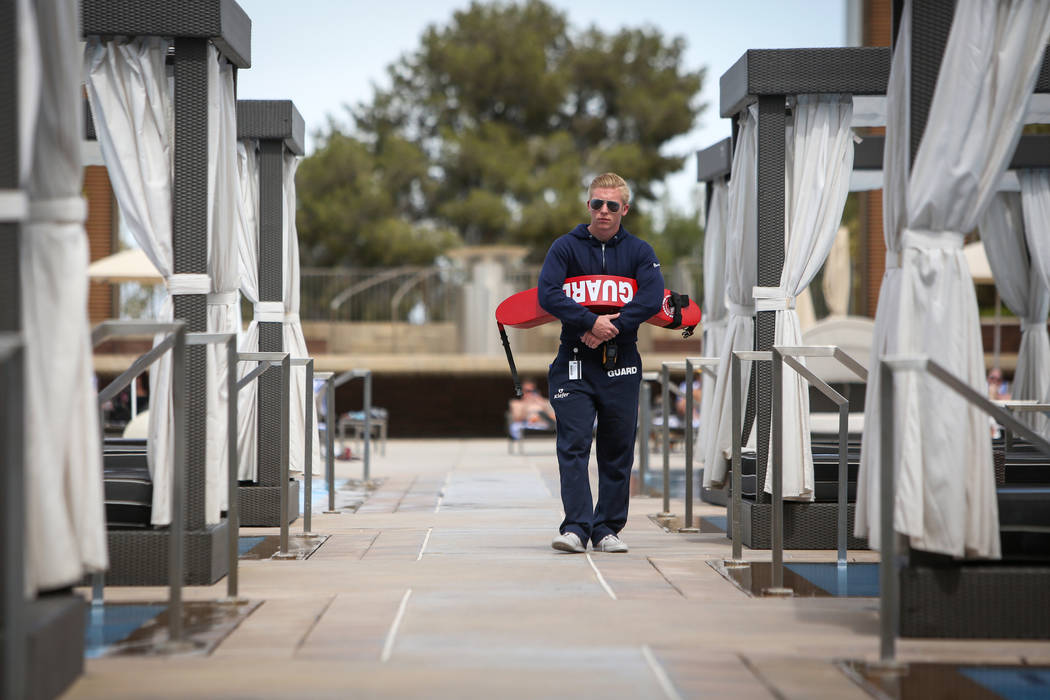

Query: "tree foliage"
left=296, top=0, right=706, bottom=267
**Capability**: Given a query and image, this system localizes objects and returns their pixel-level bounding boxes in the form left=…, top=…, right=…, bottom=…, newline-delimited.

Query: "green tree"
left=297, top=0, right=705, bottom=267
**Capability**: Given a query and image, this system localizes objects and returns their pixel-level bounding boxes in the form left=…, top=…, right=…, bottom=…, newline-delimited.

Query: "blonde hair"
left=589, top=172, right=630, bottom=206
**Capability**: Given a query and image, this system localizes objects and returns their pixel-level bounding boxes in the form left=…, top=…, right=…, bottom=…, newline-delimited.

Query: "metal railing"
left=92, top=321, right=188, bottom=643
left=877, top=355, right=1050, bottom=664
left=185, top=333, right=240, bottom=602
left=323, top=369, right=375, bottom=515
left=682, top=357, right=719, bottom=532
left=237, top=352, right=292, bottom=558
left=771, top=345, right=868, bottom=589
left=728, top=350, right=769, bottom=568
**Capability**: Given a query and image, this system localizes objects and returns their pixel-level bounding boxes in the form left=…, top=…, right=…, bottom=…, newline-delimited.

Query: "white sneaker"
left=551, top=531, right=586, bottom=553
left=594, top=534, right=628, bottom=553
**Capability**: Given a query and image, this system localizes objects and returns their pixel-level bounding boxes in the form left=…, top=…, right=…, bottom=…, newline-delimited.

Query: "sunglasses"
left=589, top=198, right=622, bottom=213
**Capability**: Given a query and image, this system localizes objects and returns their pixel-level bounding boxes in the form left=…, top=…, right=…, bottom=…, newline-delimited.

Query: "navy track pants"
left=548, top=342, right=641, bottom=546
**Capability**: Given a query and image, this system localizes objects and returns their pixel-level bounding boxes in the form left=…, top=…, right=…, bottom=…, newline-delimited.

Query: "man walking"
left=538, top=173, right=664, bottom=553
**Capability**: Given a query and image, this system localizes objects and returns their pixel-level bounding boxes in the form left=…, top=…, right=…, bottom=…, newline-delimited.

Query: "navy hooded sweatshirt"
left=538, top=223, right=665, bottom=345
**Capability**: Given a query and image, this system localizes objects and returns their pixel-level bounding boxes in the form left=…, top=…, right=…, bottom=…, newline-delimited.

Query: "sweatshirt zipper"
left=601, top=243, right=606, bottom=273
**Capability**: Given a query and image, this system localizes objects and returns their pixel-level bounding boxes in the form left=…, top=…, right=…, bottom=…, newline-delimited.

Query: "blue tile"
left=960, top=667, right=1050, bottom=700
left=785, top=562, right=879, bottom=597
left=238, top=536, right=266, bottom=556
left=84, top=604, right=166, bottom=658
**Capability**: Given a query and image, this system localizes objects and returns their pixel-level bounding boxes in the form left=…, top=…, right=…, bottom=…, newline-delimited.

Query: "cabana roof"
left=719, top=47, right=891, bottom=118
left=236, top=100, right=306, bottom=156
left=81, top=0, right=251, bottom=68
left=696, top=138, right=732, bottom=183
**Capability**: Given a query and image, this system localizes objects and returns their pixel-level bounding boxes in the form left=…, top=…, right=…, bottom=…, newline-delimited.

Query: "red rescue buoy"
left=495, top=275, right=700, bottom=333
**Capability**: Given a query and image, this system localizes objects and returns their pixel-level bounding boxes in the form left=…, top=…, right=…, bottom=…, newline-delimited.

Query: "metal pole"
left=363, top=370, right=372, bottom=482
left=681, top=359, right=698, bottom=532
left=766, top=349, right=790, bottom=596
left=226, top=337, right=240, bottom=600
left=838, top=400, right=849, bottom=568
left=660, top=363, right=672, bottom=516
left=639, top=378, right=651, bottom=491
left=879, top=359, right=898, bottom=664
left=303, top=359, right=314, bottom=534
left=169, top=324, right=186, bottom=643
left=325, top=376, right=337, bottom=513
left=730, top=353, right=744, bottom=564
left=277, top=355, right=291, bottom=557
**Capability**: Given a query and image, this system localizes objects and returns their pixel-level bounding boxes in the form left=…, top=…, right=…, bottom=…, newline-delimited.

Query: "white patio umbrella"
left=86, top=247, right=163, bottom=283
left=703, top=105, right=757, bottom=489
left=856, top=0, right=1050, bottom=558
left=22, top=0, right=108, bottom=593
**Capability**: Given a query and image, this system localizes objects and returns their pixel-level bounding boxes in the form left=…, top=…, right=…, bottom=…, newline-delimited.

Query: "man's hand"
left=590, top=313, right=620, bottom=342
left=579, top=330, right=602, bottom=349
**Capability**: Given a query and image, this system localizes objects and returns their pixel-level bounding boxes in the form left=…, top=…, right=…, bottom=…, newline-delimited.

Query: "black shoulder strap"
left=666, top=292, right=688, bottom=329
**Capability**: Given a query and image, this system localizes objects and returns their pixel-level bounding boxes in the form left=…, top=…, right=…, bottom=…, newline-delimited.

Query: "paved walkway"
left=68, top=439, right=1050, bottom=699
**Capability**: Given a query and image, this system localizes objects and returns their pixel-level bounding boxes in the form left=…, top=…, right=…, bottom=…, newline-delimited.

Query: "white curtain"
left=235, top=140, right=262, bottom=481
left=21, top=0, right=108, bottom=593
left=703, top=105, right=757, bottom=489
left=281, top=154, right=322, bottom=475
left=697, top=179, right=728, bottom=472
left=204, top=48, right=240, bottom=520
left=85, top=37, right=178, bottom=526
left=758, top=94, right=854, bottom=500
left=980, top=191, right=1050, bottom=436
left=1020, top=171, right=1050, bottom=433
left=856, top=0, right=1050, bottom=558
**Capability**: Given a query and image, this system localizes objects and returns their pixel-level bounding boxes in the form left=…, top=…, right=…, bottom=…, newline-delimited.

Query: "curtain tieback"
left=0, top=190, right=28, bottom=222
left=284, top=312, right=300, bottom=324
left=168, top=274, right=211, bottom=296
left=752, top=286, right=795, bottom=312
left=207, top=290, right=239, bottom=306
left=254, top=301, right=284, bottom=323
left=1021, top=317, right=1047, bottom=333
left=726, top=301, right=754, bottom=317
left=901, top=228, right=963, bottom=251
left=885, top=250, right=901, bottom=269
left=28, top=196, right=87, bottom=224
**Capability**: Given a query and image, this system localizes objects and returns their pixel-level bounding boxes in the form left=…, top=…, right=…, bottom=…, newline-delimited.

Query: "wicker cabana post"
left=81, top=0, right=252, bottom=585
left=236, top=99, right=305, bottom=526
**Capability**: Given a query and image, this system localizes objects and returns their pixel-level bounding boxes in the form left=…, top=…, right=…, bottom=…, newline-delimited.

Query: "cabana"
left=235, top=99, right=309, bottom=525
left=863, top=0, right=1050, bottom=641
left=4, top=0, right=105, bottom=696
left=704, top=46, right=889, bottom=549
left=82, top=0, right=251, bottom=584
left=695, top=134, right=883, bottom=510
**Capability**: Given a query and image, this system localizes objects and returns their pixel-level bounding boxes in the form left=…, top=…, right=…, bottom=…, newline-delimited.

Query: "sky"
left=236, top=0, right=849, bottom=213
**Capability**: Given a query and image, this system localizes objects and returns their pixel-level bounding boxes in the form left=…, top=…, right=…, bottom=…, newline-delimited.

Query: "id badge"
left=568, top=360, right=581, bottom=381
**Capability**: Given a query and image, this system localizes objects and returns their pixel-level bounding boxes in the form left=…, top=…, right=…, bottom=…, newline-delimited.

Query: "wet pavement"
left=67, top=439, right=1050, bottom=699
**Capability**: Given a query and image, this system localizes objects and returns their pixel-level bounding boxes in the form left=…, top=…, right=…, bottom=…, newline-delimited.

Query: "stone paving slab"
left=68, top=438, right=1050, bottom=699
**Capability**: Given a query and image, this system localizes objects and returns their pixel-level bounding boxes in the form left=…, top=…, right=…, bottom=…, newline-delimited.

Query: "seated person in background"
left=509, top=378, right=556, bottom=440
left=675, top=377, right=702, bottom=429
left=987, top=367, right=1012, bottom=401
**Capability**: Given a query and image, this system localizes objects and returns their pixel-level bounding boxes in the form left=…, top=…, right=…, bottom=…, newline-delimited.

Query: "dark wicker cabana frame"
left=717, top=0, right=1050, bottom=638
left=81, top=0, right=252, bottom=586
left=236, top=99, right=306, bottom=526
